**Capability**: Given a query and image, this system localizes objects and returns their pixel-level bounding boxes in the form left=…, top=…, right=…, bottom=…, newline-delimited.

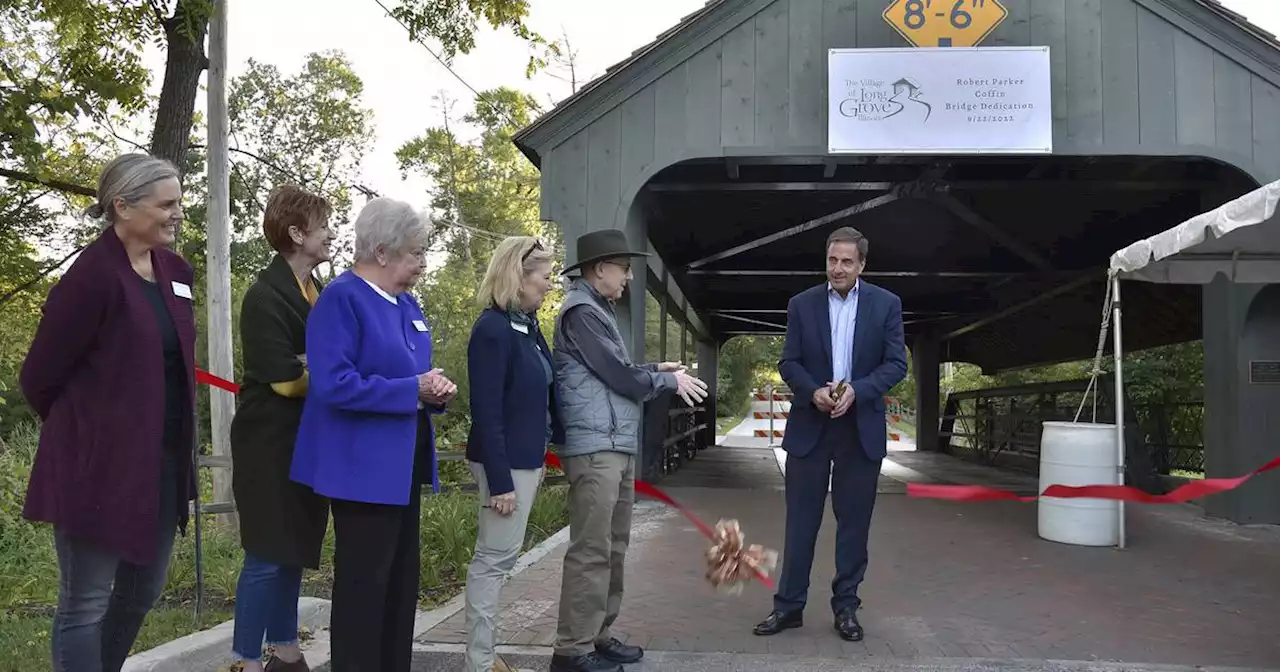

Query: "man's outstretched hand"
left=673, top=370, right=709, bottom=406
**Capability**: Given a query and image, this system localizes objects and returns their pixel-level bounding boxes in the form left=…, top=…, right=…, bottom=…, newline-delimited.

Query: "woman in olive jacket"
left=228, top=185, right=336, bottom=672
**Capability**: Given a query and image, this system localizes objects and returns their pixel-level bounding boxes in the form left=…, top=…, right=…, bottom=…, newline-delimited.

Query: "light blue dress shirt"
left=828, top=279, right=860, bottom=383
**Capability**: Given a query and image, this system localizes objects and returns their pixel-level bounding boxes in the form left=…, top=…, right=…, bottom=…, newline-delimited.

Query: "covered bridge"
left=513, top=0, right=1280, bottom=524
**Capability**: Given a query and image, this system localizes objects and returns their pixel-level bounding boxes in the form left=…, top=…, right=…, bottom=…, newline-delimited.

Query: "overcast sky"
left=135, top=0, right=1280, bottom=214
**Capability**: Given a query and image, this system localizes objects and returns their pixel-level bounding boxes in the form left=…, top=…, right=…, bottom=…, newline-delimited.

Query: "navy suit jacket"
left=777, top=281, right=908, bottom=460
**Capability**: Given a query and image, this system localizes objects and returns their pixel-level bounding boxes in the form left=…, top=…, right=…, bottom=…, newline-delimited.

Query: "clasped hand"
left=417, top=368, right=457, bottom=405
left=812, top=381, right=854, bottom=419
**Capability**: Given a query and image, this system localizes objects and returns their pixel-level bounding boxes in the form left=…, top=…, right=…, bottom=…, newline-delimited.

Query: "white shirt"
left=827, top=279, right=860, bottom=383
left=361, top=277, right=399, bottom=305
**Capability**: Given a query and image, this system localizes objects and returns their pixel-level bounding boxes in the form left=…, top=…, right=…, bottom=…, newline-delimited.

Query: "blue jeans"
left=232, top=553, right=303, bottom=660
left=51, top=453, right=179, bottom=672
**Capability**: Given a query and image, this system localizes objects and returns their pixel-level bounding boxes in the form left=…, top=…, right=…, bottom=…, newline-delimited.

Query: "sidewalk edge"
left=121, top=522, right=571, bottom=672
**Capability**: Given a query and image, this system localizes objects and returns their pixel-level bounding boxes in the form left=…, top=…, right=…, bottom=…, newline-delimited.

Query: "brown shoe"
left=492, top=657, right=517, bottom=672
left=264, top=654, right=310, bottom=672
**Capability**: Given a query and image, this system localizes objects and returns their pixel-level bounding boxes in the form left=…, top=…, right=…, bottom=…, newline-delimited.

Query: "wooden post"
left=658, top=270, right=668, bottom=361
left=205, top=0, right=237, bottom=529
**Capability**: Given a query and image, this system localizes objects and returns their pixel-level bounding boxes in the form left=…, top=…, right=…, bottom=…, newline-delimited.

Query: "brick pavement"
left=418, top=444, right=1280, bottom=669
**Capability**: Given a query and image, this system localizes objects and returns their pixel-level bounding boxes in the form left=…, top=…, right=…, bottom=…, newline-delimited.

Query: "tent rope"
left=1074, top=271, right=1115, bottom=423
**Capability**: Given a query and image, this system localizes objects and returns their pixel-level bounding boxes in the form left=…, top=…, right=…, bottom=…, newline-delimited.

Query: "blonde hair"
left=478, top=236, right=556, bottom=310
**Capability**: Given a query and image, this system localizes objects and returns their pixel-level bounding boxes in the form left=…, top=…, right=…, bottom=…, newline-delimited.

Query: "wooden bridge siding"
left=535, top=0, right=1280, bottom=248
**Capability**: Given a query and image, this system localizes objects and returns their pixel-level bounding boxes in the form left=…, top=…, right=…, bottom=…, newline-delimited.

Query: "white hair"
left=352, top=197, right=430, bottom=263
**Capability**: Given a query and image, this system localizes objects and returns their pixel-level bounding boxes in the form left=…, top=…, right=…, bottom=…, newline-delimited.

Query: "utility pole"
left=205, top=0, right=237, bottom=529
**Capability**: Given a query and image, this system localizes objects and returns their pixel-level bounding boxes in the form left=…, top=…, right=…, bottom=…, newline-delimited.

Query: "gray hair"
left=85, top=153, right=180, bottom=222
left=352, top=197, right=430, bottom=263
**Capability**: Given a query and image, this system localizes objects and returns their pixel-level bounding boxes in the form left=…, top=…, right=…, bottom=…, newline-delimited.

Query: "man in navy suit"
left=753, top=226, right=907, bottom=642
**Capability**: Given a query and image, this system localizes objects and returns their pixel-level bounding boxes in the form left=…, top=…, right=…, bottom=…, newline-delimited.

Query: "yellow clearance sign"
left=884, top=0, right=1008, bottom=48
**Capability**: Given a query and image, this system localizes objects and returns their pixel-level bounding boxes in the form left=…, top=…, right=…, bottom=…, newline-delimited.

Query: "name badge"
left=510, top=321, right=530, bottom=334
left=171, top=281, right=192, bottom=299
left=412, top=319, right=428, bottom=332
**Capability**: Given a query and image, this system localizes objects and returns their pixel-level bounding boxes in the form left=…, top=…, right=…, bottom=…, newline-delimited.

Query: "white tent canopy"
left=1089, top=178, right=1280, bottom=550
left=1109, top=178, right=1280, bottom=284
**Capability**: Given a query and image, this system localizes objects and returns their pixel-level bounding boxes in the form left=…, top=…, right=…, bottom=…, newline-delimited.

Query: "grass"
left=0, top=423, right=569, bottom=672
left=715, top=409, right=747, bottom=435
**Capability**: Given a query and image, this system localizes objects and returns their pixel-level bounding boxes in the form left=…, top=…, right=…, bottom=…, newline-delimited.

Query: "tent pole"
left=1110, top=273, right=1126, bottom=550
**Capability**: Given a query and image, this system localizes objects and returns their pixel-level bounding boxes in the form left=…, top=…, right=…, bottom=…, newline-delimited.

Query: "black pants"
left=773, top=421, right=882, bottom=615
left=329, top=480, right=422, bottom=672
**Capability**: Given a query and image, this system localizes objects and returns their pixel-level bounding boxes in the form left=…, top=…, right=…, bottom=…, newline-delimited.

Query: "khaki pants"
left=553, top=451, right=635, bottom=656
left=464, top=463, right=542, bottom=672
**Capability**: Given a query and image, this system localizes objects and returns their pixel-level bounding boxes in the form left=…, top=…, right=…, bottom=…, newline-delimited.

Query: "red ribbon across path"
left=907, top=455, right=1280, bottom=504
left=194, top=368, right=777, bottom=590
left=195, top=368, right=1274, bottom=568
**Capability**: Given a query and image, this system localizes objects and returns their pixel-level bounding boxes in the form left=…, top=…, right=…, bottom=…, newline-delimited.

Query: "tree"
left=0, top=0, right=152, bottom=168
left=387, top=0, right=544, bottom=75
left=396, top=87, right=554, bottom=444
left=540, top=28, right=583, bottom=101
left=715, top=335, right=784, bottom=417
left=223, top=50, right=374, bottom=273
left=2, top=0, right=542, bottom=194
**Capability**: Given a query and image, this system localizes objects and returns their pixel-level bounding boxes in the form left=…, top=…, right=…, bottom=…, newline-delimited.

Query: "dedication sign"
left=827, top=46, right=1052, bottom=155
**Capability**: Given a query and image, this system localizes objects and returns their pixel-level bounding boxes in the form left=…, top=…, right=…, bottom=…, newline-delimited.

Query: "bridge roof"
left=514, top=0, right=1280, bottom=166
left=515, top=0, right=1280, bottom=371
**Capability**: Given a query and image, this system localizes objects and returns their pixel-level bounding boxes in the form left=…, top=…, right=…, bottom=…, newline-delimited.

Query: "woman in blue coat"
left=290, top=197, right=456, bottom=672
left=462, top=236, right=564, bottom=672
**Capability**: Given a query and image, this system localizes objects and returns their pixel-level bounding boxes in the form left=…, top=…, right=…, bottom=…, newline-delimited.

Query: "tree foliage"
left=396, top=87, right=555, bottom=445
left=224, top=50, right=374, bottom=272
left=0, top=0, right=153, bottom=167
left=388, top=0, right=544, bottom=75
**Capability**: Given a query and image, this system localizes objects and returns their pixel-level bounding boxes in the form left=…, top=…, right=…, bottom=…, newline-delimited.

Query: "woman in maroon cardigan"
left=20, top=153, right=197, bottom=672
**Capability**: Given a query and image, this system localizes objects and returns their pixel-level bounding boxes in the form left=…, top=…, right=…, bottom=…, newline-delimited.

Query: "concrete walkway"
left=410, top=424, right=1280, bottom=671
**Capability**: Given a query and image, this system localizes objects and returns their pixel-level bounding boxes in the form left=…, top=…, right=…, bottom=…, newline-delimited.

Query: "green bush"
left=0, top=423, right=58, bottom=609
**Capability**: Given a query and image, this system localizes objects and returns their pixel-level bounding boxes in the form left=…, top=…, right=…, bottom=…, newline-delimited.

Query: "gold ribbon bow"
left=705, top=519, right=778, bottom=595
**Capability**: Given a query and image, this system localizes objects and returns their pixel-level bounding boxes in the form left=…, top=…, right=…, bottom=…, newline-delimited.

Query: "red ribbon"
left=545, top=453, right=775, bottom=589
left=196, top=367, right=240, bottom=394
left=908, top=455, right=1280, bottom=503
left=194, top=367, right=774, bottom=589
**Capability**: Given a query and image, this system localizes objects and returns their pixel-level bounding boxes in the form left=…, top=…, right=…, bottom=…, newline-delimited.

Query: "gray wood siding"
left=539, top=0, right=1280, bottom=234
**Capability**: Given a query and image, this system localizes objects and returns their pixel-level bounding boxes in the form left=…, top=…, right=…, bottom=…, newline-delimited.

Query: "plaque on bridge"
left=1248, top=360, right=1280, bottom=384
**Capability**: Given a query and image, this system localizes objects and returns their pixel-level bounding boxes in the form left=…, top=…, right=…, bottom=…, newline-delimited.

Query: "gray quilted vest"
left=552, top=282, right=641, bottom=457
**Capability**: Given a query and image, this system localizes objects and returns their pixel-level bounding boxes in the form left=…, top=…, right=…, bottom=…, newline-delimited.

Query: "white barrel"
left=1037, top=421, right=1120, bottom=547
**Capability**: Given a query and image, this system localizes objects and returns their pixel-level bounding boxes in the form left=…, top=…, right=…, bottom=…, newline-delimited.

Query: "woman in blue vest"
left=290, top=197, right=456, bottom=672
left=462, top=236, right=565, bottom=672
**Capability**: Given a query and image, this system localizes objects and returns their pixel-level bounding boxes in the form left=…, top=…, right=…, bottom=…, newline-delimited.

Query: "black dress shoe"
left=549, top=651, right=623, bottom=672
left=753, top=609, right=803, bottom=636
left=834, top=607, right=864, bottom=641
left=595, top=637, right=644, bottom=664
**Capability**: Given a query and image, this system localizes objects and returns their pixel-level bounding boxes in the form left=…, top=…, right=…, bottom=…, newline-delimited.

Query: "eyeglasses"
left=521, top=238, right=544, bottom=262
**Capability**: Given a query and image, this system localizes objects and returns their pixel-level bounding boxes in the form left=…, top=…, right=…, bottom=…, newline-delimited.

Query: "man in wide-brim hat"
left=548, top=229, right=708, bottom=672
